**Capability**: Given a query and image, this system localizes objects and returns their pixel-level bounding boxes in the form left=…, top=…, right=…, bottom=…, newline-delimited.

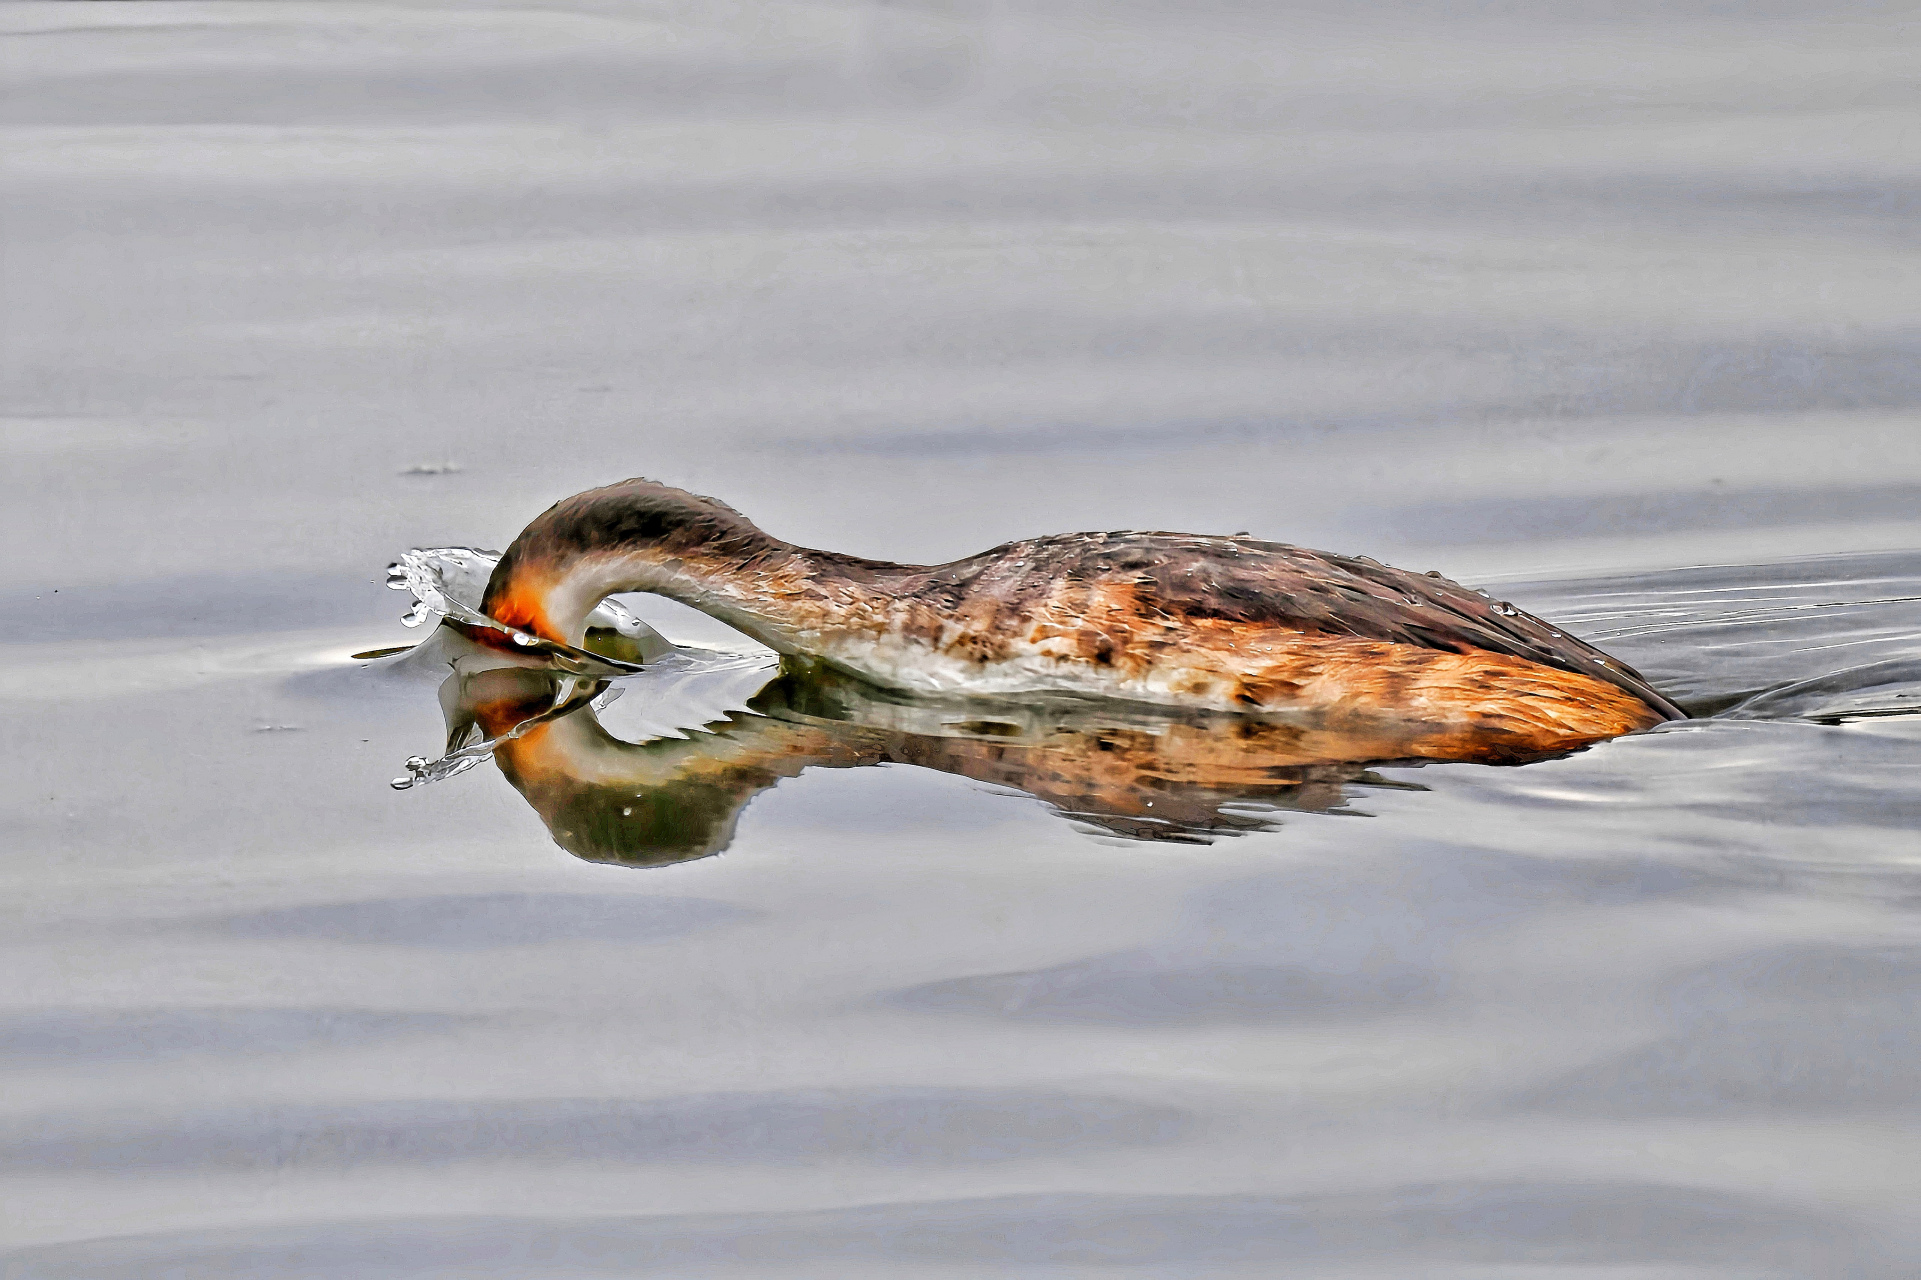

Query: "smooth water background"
left=5, top=1, right=1920, bottom=1274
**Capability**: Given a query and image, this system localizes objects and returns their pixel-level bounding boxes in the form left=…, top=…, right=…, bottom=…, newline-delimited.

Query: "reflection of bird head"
left=509, top=753, right=764, bottom=869
left=444, top=664, right=778, bottom=868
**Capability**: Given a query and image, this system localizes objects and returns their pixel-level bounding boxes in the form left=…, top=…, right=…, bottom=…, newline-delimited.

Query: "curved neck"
left=505, top=541, right=825, bottom=652
left=479, top=480, right=914, bottom=652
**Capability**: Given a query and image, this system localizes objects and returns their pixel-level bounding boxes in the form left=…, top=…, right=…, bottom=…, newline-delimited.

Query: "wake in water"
left=1510, top=551, right=1921, bottom=724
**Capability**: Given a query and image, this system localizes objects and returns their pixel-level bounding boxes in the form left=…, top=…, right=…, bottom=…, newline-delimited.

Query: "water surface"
left=4, top=0, right=1919, bottom=1275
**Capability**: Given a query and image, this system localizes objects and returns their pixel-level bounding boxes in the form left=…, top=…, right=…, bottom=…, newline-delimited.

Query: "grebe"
left=478, top=478, right=1684, bottom=755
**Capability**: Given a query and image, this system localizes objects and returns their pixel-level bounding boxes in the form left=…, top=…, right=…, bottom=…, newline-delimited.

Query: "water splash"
left=385, top=547, right=666, bottom=660
left=383, top=546, right=670, bottom=674
left=385, top=546, right=499, bottom=631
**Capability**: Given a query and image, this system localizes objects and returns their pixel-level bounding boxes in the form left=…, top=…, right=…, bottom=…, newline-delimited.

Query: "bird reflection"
left=416, top=639, right=1602, bottom=868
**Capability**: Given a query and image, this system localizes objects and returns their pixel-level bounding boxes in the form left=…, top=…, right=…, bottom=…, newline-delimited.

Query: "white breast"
left=814, top=630, right=1246, bottom=712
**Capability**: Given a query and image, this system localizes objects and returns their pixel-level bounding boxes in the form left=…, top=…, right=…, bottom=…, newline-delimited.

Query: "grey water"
left=5, top=1, right=1921, bottom=1276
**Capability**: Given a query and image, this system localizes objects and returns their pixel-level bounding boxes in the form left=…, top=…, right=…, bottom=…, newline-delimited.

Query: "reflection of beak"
left=388, top=622, right=640, bottom=791
left=384, top=661, right=608, bottom=792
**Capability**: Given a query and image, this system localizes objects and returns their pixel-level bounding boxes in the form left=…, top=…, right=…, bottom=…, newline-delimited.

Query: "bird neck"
left=484, top=536, right=798, bottom=651
left=483, top=527, right=932, bottom=656
left=479, top=478, right=921, bottom=654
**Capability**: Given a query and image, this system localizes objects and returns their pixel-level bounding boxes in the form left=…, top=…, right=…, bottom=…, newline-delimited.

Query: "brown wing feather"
left=925, top=533, right=1685, bottom=721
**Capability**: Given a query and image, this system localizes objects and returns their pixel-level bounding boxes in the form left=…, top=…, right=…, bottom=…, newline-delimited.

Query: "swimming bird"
left=477, top=478, right=1685, bottom=757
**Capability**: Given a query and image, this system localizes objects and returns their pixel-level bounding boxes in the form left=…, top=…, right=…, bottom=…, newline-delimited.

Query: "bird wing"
left=1086, top=535, right=1687, bottom=721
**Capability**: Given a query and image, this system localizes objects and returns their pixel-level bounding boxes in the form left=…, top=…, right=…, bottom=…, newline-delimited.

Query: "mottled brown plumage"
left=481, top=477, right=1682, bottom=754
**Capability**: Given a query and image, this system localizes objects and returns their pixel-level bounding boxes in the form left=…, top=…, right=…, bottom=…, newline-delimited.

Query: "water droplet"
left=512, top=631, right=535, bottom=646
left=622, top=807, right=633, bottom=816
left=390, top=777, right=414, bottom=790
